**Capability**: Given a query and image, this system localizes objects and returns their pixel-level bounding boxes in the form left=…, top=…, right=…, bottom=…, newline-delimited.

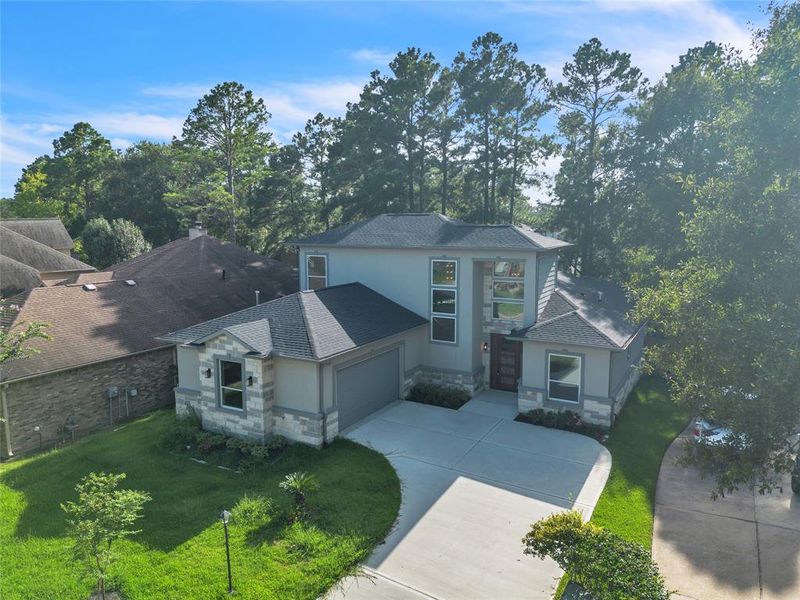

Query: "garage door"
left=336, top=348, right=400, bottom=430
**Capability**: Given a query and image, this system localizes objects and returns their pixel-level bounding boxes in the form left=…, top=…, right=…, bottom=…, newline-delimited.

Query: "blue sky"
left=1, top=1, right=765, bottom=198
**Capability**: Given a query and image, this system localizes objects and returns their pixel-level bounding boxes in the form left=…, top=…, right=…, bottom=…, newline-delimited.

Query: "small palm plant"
left=279, top=471, right=319, bottom=522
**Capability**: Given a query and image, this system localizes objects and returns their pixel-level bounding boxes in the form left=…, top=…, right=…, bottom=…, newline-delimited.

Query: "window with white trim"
left=430, top=259, right=457, bottom=343
left=492, top=260, right=525, bottom=321
left=548, top=353, right=581, bottom=403
left=219, top=360, right=244, bottom=410
left=306, top=255, right=327, bottom=290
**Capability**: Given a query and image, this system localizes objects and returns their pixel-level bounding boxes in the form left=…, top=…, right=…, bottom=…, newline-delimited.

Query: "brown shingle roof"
left=0, top=218, right=74, bottom=251
left=1, top=235, right=297, bottom=383
left=0, top=225, right=94, bottom=274
left=0, top=255, right=43, bottom=297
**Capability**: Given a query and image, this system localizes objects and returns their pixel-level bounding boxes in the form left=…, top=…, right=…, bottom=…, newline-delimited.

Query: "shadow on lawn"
left=1, top=413, right=398, bottom=554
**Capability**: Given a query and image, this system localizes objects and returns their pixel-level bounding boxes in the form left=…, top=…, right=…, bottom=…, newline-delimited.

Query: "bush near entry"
left=406, top=382, right=471, bottom=409
left=523, top=511, right=669, bottom=600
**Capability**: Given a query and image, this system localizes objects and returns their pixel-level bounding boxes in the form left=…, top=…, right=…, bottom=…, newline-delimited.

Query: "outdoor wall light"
left=247, top=376, right=254, bottom=386
left=204, top=368, right=212, bottom=378
left=482, top=341, right=489, bottom=352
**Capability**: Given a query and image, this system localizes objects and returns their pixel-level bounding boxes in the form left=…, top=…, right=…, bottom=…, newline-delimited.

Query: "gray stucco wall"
left=274, top=357, right=319, bottom=413
left=298, top=246, right=541, bottom=378
left=521, top=341, right=611, bottom=398
left=609, top=326, right=646, bottom=396
left=535, top=252, right=558, bottom=317
left=177, top=345, right=200, bottom=390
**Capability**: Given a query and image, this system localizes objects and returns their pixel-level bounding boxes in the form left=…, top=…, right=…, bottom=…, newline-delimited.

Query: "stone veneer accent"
left=1, top=347, right=176, bottom=459
left=612, top=366, right=641, bottom=417
left=176, top=333, right=337, bottom=448
left=404, top=365, right=484, bottom=396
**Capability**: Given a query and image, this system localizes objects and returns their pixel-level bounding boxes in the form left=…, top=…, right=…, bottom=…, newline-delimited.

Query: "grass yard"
left=589, top=375, right=690, bottom=548
left=0, top=410, right=401, bottom=600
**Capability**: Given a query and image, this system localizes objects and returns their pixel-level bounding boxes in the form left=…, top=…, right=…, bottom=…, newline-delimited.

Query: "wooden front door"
left=490, top=334, right=522, bottom=392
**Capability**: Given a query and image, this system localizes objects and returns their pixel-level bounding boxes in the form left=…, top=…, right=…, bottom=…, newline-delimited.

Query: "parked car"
left=692, top=417, right=735, bottom=446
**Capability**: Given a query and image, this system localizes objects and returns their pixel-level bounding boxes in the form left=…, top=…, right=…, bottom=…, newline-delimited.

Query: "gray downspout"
left=1, top=387, right=13, bottom=459
left=318, top=363, right=326, bottom=445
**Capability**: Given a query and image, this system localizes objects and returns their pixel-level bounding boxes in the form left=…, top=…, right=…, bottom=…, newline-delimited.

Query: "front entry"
left=490, top=334, right=522, bottom=392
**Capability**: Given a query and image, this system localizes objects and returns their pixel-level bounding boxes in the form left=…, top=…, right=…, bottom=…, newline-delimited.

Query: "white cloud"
left=141, top=83, right=212, bottom=99
left=87, top=112, right=184, bottom=140
left=351, top=48, right=396, bottom=66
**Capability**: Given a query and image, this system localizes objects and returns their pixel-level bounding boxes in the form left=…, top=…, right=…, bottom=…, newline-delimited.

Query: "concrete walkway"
left=329, top=393, right=611, bottom=600
left=653, top=426, right=800, bottom=600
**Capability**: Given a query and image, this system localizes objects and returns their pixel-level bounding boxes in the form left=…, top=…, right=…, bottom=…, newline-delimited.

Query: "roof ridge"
left=0, top=225, right=94, bottom=271
left=553, top=289, right=579, bottom=310
left=533, top=309, right=577, bottom=329
left=297, top=292, right=319, bottom=359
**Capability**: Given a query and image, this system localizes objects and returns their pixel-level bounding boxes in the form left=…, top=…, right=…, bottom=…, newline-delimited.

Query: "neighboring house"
left=165, top=213, right=645, bottom=449
left=0, top=224, right=296, bottom=459
left=0, top=220, right=95, bottom=296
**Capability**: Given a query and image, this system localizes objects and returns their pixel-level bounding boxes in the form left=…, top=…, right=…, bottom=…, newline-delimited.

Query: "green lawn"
left=590, top=375, right=689, bottom=548
left=0, top=411, right=401, bottom=600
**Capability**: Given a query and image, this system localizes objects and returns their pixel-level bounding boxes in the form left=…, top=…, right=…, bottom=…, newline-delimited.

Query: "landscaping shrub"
left=523, top=511, right=669, bottom=600
left=407, top=382, right=471, bottom=409
left=516, top=408, right=606, bottom=441
left=792, top=455, right=800, bottom=495
left=164, top=411, right=288, bottom=469
left=279, top=472, right=320, bottom=522
left=231, top=494, right=275, bottom=528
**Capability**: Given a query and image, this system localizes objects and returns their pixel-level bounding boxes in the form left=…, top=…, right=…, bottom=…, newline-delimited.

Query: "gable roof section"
left=0, top=225, right=94, bottom=275
left=0, top=235, right=298, bottom=383
left=512, top=274, right=642, bottom=350
left=0, top=255, right=44, bottom=297
left=161, top=283, right=428, bottom=362
left=293, top=213, right=571, bottom=251
left=0, top=218, right=74, bottom=251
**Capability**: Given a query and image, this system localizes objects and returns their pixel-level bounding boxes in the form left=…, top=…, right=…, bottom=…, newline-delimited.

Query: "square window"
left=493, top=302, right=524, bottom=321
left=493, top=281, right=524, bottom=300
left=493, top=261, right=525, bottom=278
left=431, top=289, right=456, bottom=314
left=431, top=316, right=456, bottom=343
left=431, top=260, right=457, bottom=286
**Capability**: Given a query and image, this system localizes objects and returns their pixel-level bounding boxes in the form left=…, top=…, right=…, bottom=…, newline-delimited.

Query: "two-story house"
left=163, top=213, right=645, bottom=447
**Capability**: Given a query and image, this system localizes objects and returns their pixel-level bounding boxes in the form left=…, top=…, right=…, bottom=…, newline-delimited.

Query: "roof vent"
left=125, top=279, right=136, bottom=287
left=82, top=284, right=97, bottom=291
left=597, top=291, right=604, bottom=302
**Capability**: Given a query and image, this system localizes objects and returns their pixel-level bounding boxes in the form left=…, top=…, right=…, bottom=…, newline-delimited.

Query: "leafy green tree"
left=1, top=157, right=61, bottom=218
left=61, top=472, right=151, bottom=600
left=548, top=38, right=642, bottom=275
left=294, top=113, right=341, bottom=228
left=0, top=315, right=50, bottom=364
left=82, top=217, right=152, bottom=269
left=427, top=67, right=464, bottom=215
left=182, top=82, right=274, bottom=243
left=98, top=141, right=182, bottom=245
left=48, top=123, right=116, bottom=230
left=632, top=3, right=800, bottom=497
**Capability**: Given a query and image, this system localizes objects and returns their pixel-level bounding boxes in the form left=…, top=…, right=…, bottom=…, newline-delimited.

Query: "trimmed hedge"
left=164, top=408, right=288, bottom=470
left=523, top=511, right=669, bottom=600
left=406, top=382, right=471, bottom=409
left=516, top=408, right=606, bottom=441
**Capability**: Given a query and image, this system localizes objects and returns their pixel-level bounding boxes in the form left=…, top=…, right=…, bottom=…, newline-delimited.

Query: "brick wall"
left=1, top=347, right=176, bottom=459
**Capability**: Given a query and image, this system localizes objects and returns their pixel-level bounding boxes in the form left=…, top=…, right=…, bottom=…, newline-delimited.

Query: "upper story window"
left=430, top=259, right=457, bottom=343
left=548, top=353, right=581, bottom=403
left=219, top=359, right=244, bottom=410
left=306, top=255, right=328, bottom=290
left=492, top=260, right=525, bottom=321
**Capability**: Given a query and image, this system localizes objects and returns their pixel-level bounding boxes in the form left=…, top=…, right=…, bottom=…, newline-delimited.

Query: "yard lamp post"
left=220, top=510, right=233, bottom=594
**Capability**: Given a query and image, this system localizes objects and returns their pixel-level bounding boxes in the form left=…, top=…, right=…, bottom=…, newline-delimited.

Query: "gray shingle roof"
left=293, top=213, right=571, bottom=251
left=512, top=274, right=642, bottom=349
left=0, top=235, right=297, bottom=383
left=0, top=218, right=74, bottom=251
left=0, top=225, right=94, bottom=274
left=161, top=283, right=428, bottom=361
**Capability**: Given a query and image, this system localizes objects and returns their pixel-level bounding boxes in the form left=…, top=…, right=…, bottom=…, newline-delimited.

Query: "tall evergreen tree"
left=181, top=82, right=274, bottom=243
left=549, top=38, right=642, bottom=275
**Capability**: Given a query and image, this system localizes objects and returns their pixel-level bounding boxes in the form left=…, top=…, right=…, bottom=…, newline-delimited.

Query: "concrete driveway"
left=653, top=427, right=800, bottom=600
left=328, top=391, right=611, bottom=600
